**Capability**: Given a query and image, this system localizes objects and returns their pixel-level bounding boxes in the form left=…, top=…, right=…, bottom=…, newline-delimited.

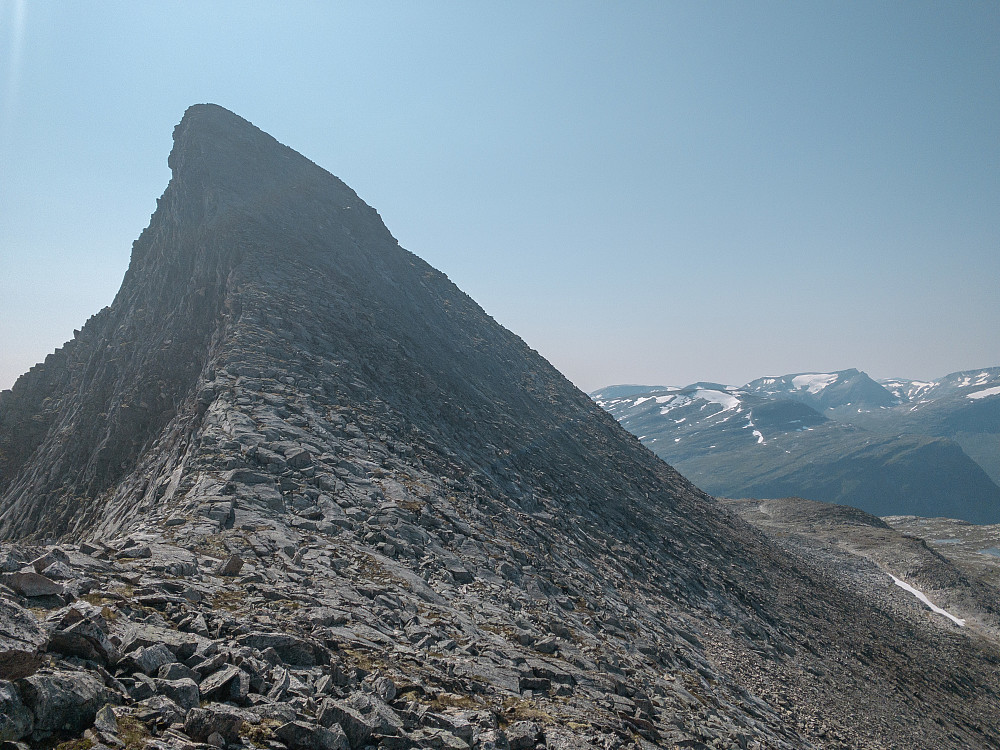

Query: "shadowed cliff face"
left=2, top=105, right=1000, bottom=749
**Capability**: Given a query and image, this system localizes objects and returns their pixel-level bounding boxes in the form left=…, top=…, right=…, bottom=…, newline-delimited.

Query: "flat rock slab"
left=3, top=571, right=63, bottom=597
left=118, top=623, right=207, bottom=660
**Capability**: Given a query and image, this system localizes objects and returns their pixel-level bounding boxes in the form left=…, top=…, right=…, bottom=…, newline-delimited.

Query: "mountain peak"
left=3, top=108, right=1000, bottom=748
left=162, top=103, right=345, bottom=228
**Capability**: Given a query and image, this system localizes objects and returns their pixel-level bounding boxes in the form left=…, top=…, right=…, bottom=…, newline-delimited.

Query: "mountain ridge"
left=1, top=106, right=999, bottom=748
left=593, top=365, right=1000, bottom=523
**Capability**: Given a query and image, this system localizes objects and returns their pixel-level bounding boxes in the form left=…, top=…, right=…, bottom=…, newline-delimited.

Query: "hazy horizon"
left=3, top=3, right=998, bottom=394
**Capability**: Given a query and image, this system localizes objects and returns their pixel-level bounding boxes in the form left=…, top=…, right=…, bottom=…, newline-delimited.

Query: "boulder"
left=318, top=698, right=376, bottom=748
left=124, top=643, right=176, bottom=675
left=285, top=447, right=313, bottom=470
left=3, top=571, right=63, bottom=597
left=18, top=669, right=107, bottom=737
left=157, top=662, right=198, bottom=682
left=153, top=677, right=200, bottom=710
left=236, top=631, right=327, bottom=666
left=184, top=703, right=249, bottom=744
left=30, top=549, right=69, bottom=573
left=134, top=694, right=186, bottom=728
left=119, top=623, right=204, bottom=659
left=507, top=721, right=542, bottom=750
left=346, top=691, right=404, bottom=735
left=0, top=598, right=47, bottom=679
left=199, top=664, right=250, bottom=703
left=0, top=680, right=33, bottom=741
left=49, top=617, right=120, bottom=666
left=276, top=720, right=349, bottom=750
left=217, top=554, right=245, bottom=576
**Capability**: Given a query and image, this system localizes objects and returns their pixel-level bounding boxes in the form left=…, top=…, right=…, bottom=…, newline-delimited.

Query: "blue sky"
left=2, top=2, right=998, bottom=392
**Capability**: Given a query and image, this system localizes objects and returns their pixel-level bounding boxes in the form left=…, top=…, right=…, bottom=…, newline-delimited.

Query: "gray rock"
left=126, top=643, right=176, bottom=675
left=119, top=624, right=204, bottom=660
left=93, top=703, right=118, bottom=736
left=318, top=698, right=376, bottom=748
left=266, top=665, right=291, bottom=701
left=135, top=694, right=185, bottom=727
left=121, top=674, right=156, bottom=701
left=18, top=669, right=107, bottom=737
left=148, top=544, right=199, bottom=576
left=544, top=728, right=597, bottom=750
left=477, top=729, right=511, bottom=750
left=184, top=703, right=247, bottom=743
left=533, top=637, right=558, bottom=654
left=346, top=691, right=403, bottom=736
left=0, top=680, right=33, bottom=741
left=236, top=631, right=327, bottom=666
left=199, top=664, right=250, bottom=703
left=116, top=544, right=152, bottom=559
left=409, top=727, right=471, bottom=750
left=285, top=447, right=313, bottom=469
left=0, top=599, right=47, bottom=679
left=3, top=571, right=63, bottom=597
left=506, top=721, right=541, bottom=750
left=217, top=554, right=244, bottom=576
left=276, top=720, right=350, bottom=750
left=153, top=677, right=200, bottom=710
left=49, top=617, right=120, bottom=666
left=36, top=561, right=75, bottom=580
left=157, top=662, right=198, bottom=681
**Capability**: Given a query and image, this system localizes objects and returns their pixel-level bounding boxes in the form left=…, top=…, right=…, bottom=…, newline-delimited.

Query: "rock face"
left=0, top=104, right=999, bottom=748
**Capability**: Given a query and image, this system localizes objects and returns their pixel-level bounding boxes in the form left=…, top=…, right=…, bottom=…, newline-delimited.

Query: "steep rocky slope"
left=1, top=105, right=1000, bottom=749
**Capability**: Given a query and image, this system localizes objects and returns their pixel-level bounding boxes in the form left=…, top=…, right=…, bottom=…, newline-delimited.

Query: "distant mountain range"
left=592, top=367, right=1000, bottom=523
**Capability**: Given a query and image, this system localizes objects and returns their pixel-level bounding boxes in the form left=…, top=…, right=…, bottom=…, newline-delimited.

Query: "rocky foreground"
left=2, top=105, right=1000, bottom=749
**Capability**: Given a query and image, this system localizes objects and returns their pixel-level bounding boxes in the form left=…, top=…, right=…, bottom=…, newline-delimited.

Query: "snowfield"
left=888, top=573, right=965, bottom=627
left=791, top=373, right=839, bottom=393
left=968, top=385, right=1000, bottom=400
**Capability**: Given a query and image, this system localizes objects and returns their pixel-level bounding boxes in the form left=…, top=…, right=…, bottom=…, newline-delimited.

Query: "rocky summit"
left=1, top=104, right=999, bottom=749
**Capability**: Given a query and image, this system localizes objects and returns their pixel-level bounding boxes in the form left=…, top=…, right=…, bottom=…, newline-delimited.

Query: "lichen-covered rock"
left=318, top=698, right=376, bottom=748
left=216, top=553, right=244, bottom=576
left=123, top=643, right=176, bottom=676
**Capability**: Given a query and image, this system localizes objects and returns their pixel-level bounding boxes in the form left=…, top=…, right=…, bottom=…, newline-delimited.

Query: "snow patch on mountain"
left=888, top=574, right=965, bottom=627
left=695, top=389, right=741, bottom=410
left=968, top=385, right=1000, bottom=400
left=791, top=373, right=839, bottom=394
